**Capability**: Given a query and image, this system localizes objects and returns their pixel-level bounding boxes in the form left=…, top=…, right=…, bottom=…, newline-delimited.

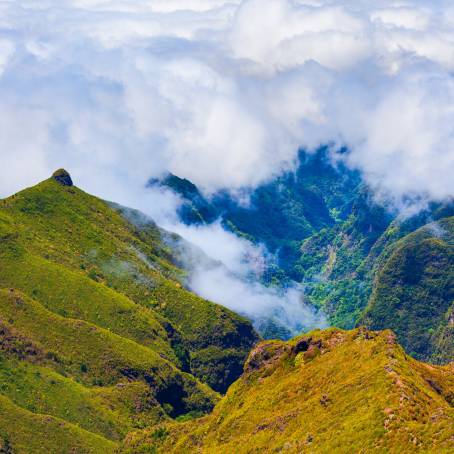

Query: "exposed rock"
left=244, top=341, right=290, bottom=373
left=52, top=169, right=73, bottom=186
left=292, top=337, right=311, bottom=354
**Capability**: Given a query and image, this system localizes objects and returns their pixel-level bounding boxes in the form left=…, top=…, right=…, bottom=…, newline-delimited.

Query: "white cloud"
left=189, top=265, right=327, bottom=335
left=161, top=219, right=327, bottom=335
left=168, top=221, right=261, bottom=274
left=1, top=0, right=453, bottom=205
left=0, top=39, right=14, bottom=75
left=230, top=1, right=370, bottom=71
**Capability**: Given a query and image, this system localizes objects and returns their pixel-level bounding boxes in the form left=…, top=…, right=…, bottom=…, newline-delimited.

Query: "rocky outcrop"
left=52, top=169, right=73, bottom=186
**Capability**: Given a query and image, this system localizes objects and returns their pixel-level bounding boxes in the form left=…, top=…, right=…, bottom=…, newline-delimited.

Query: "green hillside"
left=124, top=328, right=454, bottom=453
left=157, top=151, right=454, bottom=366
left=0, top=354, right=162, bottom=440
left=154, top=150, right=393, bottom=331
left=0, top=393, right=116, bottom=454
left=361, top=217, right=454, bottom=363
left=0, top=289, right=216, bottom=408
left=1, top=170, right=453, bottom=453
left=0, top=170, right=258, bottom=451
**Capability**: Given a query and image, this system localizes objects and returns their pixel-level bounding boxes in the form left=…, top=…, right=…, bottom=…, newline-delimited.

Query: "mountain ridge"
left=0, top=171, right=258, bottom=450
left=123, top=327, right=454, bottom=453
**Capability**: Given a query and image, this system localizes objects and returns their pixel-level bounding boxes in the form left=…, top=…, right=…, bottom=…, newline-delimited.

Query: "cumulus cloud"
left=1, top=0, right=454, bottom=333
left=0, top=0, right=453, bottom=206
left=230, top=1, right=370, bottom=71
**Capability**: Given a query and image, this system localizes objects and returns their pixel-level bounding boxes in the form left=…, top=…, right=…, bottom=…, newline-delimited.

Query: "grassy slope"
left=0, top=172, right=259, bottom=451
left=0, top=176, right=258, bottom=391
left=0, top=289, right=217, bottom=411
left=361, top=217, right=454, bottom=363
left=0, top=355, right=162, bottom=440
left=0, top=393, right=116, bottom=454
left=0, top=249, right=177, bottom=363
left=124, top=328, right=454, bottom=454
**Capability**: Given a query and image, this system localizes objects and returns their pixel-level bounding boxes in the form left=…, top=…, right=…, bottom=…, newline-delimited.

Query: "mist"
left=158, top=219, right=327, bottom=337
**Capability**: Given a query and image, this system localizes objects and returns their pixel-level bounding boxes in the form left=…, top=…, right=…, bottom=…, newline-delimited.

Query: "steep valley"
left=156, top=149, right=454, bottom=364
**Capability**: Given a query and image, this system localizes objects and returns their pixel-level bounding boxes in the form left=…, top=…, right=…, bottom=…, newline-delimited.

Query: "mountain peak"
left=52, top=169, right=73, bottom=187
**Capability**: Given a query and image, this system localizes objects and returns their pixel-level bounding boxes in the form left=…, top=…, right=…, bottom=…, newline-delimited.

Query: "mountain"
left=153, top=148, right=393, bottom=328
left=0, top=170, right=258, bottom=451
left=123, top=328, right=454, bottom=453
left=154, top=149, right=454, bottom=364
left=1, top=170, right=453, bottom=453
left=156, top=149, right=364, bottom=277
left=361, top=217, right=454, bottom=363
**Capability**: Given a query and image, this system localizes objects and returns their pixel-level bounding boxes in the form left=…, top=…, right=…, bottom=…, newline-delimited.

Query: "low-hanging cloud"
left=160, top=218, right=327, bottom=336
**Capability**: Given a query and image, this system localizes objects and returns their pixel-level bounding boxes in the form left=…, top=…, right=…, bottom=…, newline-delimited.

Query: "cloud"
left=188, top=265, right=327, bottom=336
left=230, top=1, right=370, bottom=71
left=0, top=0, right=453, bottom=207
left=160, top=219, right=327, bottom=336
left=0, top=39, right=14, bottom=75
left=338, top=68, right=454, bottom=210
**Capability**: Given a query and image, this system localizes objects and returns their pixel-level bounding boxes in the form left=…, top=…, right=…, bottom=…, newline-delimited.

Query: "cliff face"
left=124, top=328, right=454, bottom=454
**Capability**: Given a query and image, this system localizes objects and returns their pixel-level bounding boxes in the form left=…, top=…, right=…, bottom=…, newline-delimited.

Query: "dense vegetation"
left=123, top=328, right=454, bottom=453
left=157, top=149, right=454, bottom=363
left=156, top=149, right=393, bottom=328
left=0, top=170, right=258, bottom=451
left=361, top=217, right=454, bottom=363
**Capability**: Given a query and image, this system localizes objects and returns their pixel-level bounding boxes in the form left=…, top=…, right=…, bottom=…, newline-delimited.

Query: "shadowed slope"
left=361, top=217, right=454, bottom=363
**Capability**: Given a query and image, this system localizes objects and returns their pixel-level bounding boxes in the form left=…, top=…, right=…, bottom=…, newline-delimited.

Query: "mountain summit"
left=52, top=168, right=73, bottom=186
left=0, top=173, right=258, bottom=452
